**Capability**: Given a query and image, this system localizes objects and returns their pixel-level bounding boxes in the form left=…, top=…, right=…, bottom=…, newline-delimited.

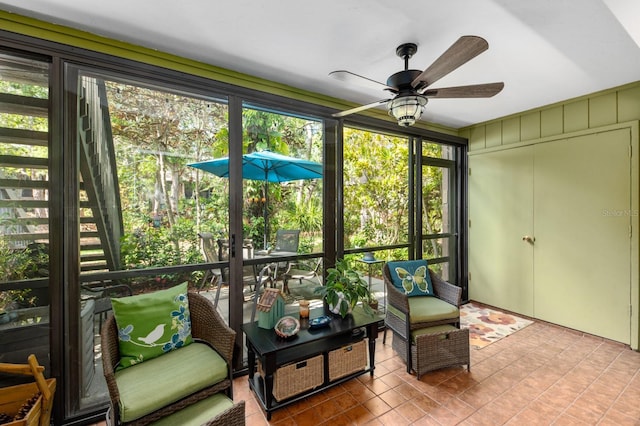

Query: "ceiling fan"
left=330, top=36, right=504, bottom=127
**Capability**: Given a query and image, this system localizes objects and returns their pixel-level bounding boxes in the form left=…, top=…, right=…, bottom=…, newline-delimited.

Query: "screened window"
left=342, top=127, right=410, bottom=252
left=0, top=53, right=51, bottom=385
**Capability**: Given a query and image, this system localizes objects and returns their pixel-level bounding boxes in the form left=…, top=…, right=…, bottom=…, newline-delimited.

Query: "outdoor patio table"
left=247, top=250, right=297, bottom=293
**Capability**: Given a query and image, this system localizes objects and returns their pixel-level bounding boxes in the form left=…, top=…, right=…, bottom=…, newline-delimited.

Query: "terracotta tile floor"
left=92, top=319, right=640, bottom=425
left=236, top=321, right=640, bottom=425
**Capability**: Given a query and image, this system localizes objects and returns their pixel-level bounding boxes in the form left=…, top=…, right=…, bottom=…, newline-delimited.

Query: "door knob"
left=522, top=235, right=535, bottom=244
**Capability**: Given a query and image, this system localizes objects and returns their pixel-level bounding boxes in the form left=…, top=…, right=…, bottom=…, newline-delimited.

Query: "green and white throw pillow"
left=111, top=282, right=192, bottom=370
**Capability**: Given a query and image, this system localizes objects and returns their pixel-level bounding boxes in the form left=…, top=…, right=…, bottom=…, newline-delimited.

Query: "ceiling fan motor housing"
left=387, top=69, right=423, bottom=95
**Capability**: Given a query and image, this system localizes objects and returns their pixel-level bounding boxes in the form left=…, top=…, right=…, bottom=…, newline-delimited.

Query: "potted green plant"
left=315, top=258, right=374, bottom=318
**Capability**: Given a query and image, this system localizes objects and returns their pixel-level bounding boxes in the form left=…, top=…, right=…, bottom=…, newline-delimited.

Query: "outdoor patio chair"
left=272, top=229, right=300, bottom=253
left=217, top=237, right=268, bottom=299
left=269, top=229, right=300, bottom=286
left=199, top=232, right=222, bottom=288
left=382, top=260, right=462, bottom=374
left=282, top=257, right=323, bottom=294
left=199, top=232, right=224, bottom=306
left=80, top=281, right=133, bottom=330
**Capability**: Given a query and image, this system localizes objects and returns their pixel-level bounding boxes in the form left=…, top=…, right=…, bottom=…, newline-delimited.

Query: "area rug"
left=460, top=302, right=533, bottom=349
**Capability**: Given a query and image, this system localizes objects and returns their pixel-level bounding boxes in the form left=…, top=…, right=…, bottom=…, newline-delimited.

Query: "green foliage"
left=0, top=240, right=30, bottom=282
left=342, top=129, right=411, bottom=249
left=0, top=240, right=41, bottom=311
left=0, top=80, right=48, bottom=99
left=120, top=213, right=200, bottom=268
left=341, top=128, right=446, bottom=252
left=243, top=216, right=265, bottom=244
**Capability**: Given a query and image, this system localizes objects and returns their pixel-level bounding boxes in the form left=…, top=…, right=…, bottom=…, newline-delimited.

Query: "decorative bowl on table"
left=274, top=316, right=300, bottom=338
left=308, top=315, right=331, bottom=329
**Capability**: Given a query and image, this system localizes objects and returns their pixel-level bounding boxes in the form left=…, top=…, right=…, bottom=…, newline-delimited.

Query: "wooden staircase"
left=0, top=57, right=122, bottom=273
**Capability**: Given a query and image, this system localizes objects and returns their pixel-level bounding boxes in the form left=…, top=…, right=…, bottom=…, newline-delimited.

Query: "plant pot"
left=368, top=299, right=379, bottom=311
left=323, top=296, right=353, bottom=318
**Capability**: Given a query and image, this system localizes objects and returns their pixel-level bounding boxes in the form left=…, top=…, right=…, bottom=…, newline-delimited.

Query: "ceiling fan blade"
left=329, top=70, right=395, bottom=92
left=331, top=99, right=390, bottom=118
left=411, top=36, right=489, bottom=89
left=422, top=82, right=504, bottom=98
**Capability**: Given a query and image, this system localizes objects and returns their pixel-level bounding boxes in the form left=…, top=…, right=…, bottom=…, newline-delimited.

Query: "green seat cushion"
left=149, top=393, right=234, bottom=426
left=111, top=282, right=192, bottom=370
left=388, top=297, right=459, bottom=325
left=115, top=342, right=228, bottom=423
left=387, top=260, right=434, bottom=297
left=410, top=324, right=458, bottom=343
left=409, top=297, right=459, bottom=324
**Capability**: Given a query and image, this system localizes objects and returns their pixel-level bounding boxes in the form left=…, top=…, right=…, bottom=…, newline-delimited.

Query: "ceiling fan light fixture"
left=388, top=95, right=428, bottom=127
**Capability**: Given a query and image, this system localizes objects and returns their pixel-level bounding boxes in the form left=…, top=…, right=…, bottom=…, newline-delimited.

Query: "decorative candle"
left=299, top=300, right=310, bottom=318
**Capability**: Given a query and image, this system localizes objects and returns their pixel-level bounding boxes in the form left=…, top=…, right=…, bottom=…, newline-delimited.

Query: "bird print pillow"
left=387, top=259, right=434, bottom=297
left=111, top=282, right=192, bottom=370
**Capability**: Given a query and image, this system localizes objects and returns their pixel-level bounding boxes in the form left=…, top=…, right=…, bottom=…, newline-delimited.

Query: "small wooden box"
left=0, top=380, right=56, bottom=426
left=0, top=355, right=56, bottom=426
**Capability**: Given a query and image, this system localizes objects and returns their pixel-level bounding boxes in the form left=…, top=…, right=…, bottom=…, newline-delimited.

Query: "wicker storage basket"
left=271, top=354, right=324, bottom=402
left=328, top=340, right=368, bottom=381
left=392, top=325, right=469, bottom=379
left=0, top=355, right=56, bottom=426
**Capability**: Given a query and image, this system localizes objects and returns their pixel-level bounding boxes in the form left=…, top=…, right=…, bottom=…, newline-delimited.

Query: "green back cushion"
left=111, top=282, right=192, bottom=370
left=387, top=260, right=434, bottom=297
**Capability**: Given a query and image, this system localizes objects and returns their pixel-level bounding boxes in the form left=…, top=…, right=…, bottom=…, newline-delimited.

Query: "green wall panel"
left=468, top=126, right=486, bottom=151
left=563, top=99, right=588, bottom=133
left=541, top=106, right=563, bottom=137
left=485, top=122, right=502, bottom=147
left=619, top=85, right=640, bottom=123
left=520, top=111, right=541, bottom=142
left=502, top=117, right=520, bottom=145
left=589, top=92, right=617, bottom=128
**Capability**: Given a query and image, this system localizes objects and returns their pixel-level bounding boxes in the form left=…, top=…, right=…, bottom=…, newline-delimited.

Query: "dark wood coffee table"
left=243, top=307, right=381, bottom=420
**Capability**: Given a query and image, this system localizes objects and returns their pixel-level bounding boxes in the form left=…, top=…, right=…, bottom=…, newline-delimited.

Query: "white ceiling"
left=1, top=0, right=640, bottom=128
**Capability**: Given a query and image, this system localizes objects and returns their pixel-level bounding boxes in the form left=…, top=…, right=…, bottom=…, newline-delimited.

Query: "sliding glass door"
left=68, top=66, right=230, bottom=414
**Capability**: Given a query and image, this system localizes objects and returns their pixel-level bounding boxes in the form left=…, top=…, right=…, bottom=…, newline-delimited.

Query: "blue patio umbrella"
left=188, top=151, right=322, bottom=248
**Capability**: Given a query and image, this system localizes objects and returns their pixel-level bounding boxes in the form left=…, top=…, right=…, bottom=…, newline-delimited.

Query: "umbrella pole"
left=263, top=182, right=269, bottom=249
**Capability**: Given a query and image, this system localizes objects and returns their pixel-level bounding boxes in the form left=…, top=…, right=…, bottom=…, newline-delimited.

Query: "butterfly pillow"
left=387, top=260, right=434, bottom=297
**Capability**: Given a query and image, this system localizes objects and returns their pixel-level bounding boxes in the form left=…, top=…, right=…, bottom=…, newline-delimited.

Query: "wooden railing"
left=77, top=76, right=122, bottom=271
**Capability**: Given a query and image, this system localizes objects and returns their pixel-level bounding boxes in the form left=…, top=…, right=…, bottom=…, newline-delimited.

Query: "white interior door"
left=533, top=129, right=631, bottom=343
left=468, top=146, right=534, bottom=316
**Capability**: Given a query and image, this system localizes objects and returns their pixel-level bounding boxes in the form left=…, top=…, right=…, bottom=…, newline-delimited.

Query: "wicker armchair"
left=101, top=292, right=236, bottom=425
left=382, top=262, right=462, bottom=373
